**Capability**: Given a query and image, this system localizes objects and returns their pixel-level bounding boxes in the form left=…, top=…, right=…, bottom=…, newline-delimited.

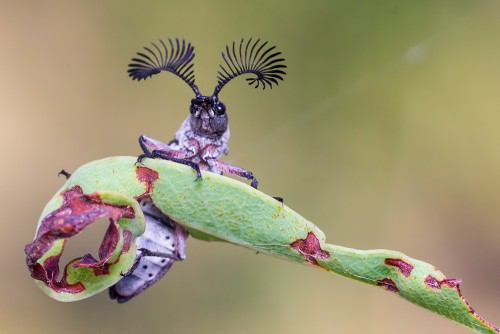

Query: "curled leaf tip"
left=25, top=185, right=143, bottom=301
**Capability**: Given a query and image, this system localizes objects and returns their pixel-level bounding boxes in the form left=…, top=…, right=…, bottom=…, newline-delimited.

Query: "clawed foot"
left=250, top=176, right=258, bottom=188
left=135, top=153, right=152, bottom=165
left=273, top=196, right=284, bottom=205
left=58, top=169, right=72, bottom=179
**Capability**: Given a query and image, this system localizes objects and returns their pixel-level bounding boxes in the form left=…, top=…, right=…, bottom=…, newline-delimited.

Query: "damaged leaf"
left=25, top=186, right=145, bottom=301
left=26, top=156, right=499, bottom=334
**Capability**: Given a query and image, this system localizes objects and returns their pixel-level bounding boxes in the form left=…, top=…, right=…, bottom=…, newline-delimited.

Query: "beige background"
left=2, top=1, right=499, bottom=333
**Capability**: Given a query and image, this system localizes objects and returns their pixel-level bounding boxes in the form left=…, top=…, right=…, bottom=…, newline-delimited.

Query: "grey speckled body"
left=109, top=198, right=188, bottom=303
left=171, top=115, right=230, bottom=172
left=140, top=94, right=257, bottom=187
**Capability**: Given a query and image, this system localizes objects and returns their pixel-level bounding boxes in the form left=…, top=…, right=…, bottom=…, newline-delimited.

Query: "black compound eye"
left=190, top=99, right=201, bottom=114
left=214, top=102, right=226, bottom=115
left=189, top=103, right=196, bottom=114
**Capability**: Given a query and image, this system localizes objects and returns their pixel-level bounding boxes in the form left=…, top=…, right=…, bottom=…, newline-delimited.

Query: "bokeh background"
left=2, top=1, right=499, bottom=333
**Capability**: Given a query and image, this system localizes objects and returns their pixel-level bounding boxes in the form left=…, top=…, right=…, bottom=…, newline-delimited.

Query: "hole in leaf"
left=58, top=217, right=111, bottom=280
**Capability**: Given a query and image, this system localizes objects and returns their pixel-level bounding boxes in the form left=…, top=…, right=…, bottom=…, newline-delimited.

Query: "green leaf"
left=25, top=156, right=498, bottom=333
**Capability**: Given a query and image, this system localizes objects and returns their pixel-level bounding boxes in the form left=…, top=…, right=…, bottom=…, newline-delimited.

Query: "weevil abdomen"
left=109, top=199, right=188, bottom=303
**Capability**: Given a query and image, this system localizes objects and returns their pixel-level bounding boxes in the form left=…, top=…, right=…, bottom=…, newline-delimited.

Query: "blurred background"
left=2, top=1, right=499, bottom=333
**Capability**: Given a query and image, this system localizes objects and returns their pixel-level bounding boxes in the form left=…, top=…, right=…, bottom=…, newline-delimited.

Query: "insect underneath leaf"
left=109, top=198, right=188, bottom=303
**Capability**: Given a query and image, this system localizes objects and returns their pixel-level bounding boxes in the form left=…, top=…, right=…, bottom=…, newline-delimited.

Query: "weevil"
left=109, top=38, right=286, bottom=302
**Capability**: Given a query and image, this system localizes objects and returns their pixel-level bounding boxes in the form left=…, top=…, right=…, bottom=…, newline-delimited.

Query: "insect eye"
left=189, top=103, right=196, bottom=114
left=190, top=99, right=201, bottom=115
left=214, top=102, right=226, bottom=115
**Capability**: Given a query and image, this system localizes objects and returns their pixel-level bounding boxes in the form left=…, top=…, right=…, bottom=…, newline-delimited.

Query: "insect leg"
left=137, top=135, right=154, bottom=163
left=152, top=150, right=202, bottom=180
left=137, top=248, right=181, bottom=260
left=273, top=197, right=284, bottom=205
left=137, top=135, right=183, bottom=164
left=212, top=160, right=258, bottom=188
left=121, top=248, right=181, bottom=277
left=167, top=138, right=179, bottom=146
left=58, top=169, right=72, bottom=179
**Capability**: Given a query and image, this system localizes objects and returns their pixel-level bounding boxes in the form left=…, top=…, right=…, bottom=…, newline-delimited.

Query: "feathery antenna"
left=214, top=38, right=287, bottom=96
left=128, top=38, right=199, bottom=95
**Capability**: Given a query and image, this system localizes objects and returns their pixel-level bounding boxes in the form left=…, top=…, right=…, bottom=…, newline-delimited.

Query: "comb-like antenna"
left=213, top=38, right=287, bottom=96
left=128, top=38, right=200, bottom=95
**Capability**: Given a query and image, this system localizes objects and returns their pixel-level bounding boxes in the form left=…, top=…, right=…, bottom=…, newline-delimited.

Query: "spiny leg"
left=121, top=248, right=181, bottom=277
left=137, top=135, right=184, bottom=163
left=138, top=136, right=201, bottom=181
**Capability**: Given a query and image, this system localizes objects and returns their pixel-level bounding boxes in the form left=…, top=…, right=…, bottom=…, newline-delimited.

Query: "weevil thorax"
left=172, top=94, right=230, bottom=160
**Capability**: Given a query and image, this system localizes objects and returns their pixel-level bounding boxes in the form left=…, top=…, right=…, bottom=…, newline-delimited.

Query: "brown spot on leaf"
left=136, top=166, right=159, bottom=197
left=385, top=258, right=414, bottom=277
left=424, top=275, right=440, bottom=289
left=290, top=232, right=330, bottom=265
left=122, top=229, right=133, bottom=253
left=377, top=278, right=399, bottom=293
left=24, top=186, right=135, bottom=293
left=424, top=275, right=460, bottom=290
left=441, top=278, right=461, bottom=289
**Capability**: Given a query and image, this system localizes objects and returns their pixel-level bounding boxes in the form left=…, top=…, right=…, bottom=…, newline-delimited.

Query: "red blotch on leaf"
left=424, top=275, right=461, bottom=290
left=136, top=166, right=159, bottom=197
left=377, top=278, right=399, bottom=293
left=24, top=186, right=135, bottom=294
left=385, top=258, right=414, bottom=277
left=424, top=275, right=440, bottom=289
left=290, top=232, right=330, bottom=265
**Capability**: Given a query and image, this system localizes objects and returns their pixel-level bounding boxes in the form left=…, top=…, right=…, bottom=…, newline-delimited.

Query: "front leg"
left=137, top=135, right=154, bottom=163
left=152, top=150, right=202, bottom=180
left=121, top=248, right=181, bottom=277
left=138, top=135, right=203, bottom=180
left=137, top=135, right=193, bottom=163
